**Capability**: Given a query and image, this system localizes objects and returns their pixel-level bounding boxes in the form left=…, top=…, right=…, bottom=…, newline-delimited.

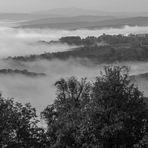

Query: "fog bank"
left=0, top=59, right=99, bottom=113
left=1, top=59, right=148, bottom=113
left=1, top=25, right=148, bottom=57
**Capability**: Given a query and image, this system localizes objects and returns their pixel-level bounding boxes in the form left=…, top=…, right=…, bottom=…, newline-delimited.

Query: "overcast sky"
left=0, top=0, right=147, bottom=13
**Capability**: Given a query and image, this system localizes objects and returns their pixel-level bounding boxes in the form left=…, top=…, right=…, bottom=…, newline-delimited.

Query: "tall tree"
left=42, top=66, right=148, bottom=148
left=92, top=66, right=148, bottom=148
left=42, top=77, right=92, bottom=147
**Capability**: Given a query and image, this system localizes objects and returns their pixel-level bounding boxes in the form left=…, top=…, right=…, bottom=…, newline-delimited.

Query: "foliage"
left=42, top=66, right=148, bottom=148
left=11, top=34, right=148, bottom=63
left=0, top=95, right=46, bottom=148
left=0, top=65, right=148, bottom=147
left=60, top=36, right=82, bottom=45
left=41, top=77, right=92, bottom=147
left=91, top=66, right=148, bottom=147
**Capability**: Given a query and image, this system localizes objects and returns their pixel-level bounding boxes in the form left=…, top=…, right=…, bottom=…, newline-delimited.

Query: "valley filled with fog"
left=1, top=22, right=148, bottom=112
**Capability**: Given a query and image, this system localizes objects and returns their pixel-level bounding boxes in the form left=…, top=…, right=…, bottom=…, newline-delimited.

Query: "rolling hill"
left=19, top=16, right=148, bottom=29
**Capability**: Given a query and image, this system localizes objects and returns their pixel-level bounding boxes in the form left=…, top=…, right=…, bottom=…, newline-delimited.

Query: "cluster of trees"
left=0, top=69, right=46, bottom=77
left=59, top=34, right=148, bottom=46
left=11, top=34, right=148, bottom=63
left=60, top=36, right=82, bottom=45
left=0, top=96, right=46, bottom=147
left=1, top=65, right=148, bottom=147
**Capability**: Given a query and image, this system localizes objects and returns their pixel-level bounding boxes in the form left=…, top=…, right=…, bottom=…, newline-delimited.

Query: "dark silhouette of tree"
left=60, top=36, right=82, bottom=45
left=41, top=77, right=92, bottom=147
left=0, top=95, right=46, bottom=148
left=0, top=65, right=147, bottom=147
left=91, top=66, right=148, bottom=148
left=42, top=66, right=148, bottom=148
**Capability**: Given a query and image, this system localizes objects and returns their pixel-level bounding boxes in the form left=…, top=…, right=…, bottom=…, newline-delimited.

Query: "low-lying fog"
left=0, top=59, right=100, bottom=112
left=0, top=59, right=148, bottom=113
left=2, top=25, right=148, bottom=57
left=1, top=24, right=148, bottom=113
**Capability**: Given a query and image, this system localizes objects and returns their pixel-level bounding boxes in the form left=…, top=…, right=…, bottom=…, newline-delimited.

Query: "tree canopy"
left=42, top=65, right=148, bottom=148
left=0, top=65, right=147, bottom=147
left=0, top=95, right=46, bottom=148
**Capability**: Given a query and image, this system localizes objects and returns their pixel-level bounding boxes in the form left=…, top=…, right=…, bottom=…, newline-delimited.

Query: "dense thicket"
left=1, top=65, right=148, bottom=147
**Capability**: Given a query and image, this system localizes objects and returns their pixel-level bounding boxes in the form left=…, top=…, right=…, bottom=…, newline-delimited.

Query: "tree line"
left=11, top=34, right=148, bottom=63
left=0, top=65, right=148, bottom=148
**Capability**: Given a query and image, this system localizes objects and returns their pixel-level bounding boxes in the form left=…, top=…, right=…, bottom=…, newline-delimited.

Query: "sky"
left=0, top=0, right=147, bottom=13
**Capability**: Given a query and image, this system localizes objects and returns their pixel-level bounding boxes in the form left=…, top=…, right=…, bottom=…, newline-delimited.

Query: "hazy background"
left=2, top=26, right=148, bottom=57
left=0, top=0, right=147, bottom=13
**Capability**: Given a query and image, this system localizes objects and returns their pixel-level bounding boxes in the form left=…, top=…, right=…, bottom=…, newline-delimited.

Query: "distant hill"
left=1, top=8, right=148, bottom=29
left=10, top=35, right=148, bottom=63
left=0, top=12, right=65, bottom=22
left=19, top=16, right=148, bottom=29
left=35, top=8, right=148, bottom=17
left=0, top=69, right=46, bottom=77
left=0, top=8, right=115, bottom=22
left=0, top=13, right=43, bottom=21
left=19, top=15, right=115, bottom=25
left=36, top=8, right=111, bottom=17
left=10, top=42, right=148, bottom=64
left=88, top=17, right=148, bottom=29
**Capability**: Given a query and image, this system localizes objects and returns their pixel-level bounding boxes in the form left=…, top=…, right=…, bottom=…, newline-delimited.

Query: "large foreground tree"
left=42, top=66, right=148, bottom=148
left=91, top=66, right=148, bottom=148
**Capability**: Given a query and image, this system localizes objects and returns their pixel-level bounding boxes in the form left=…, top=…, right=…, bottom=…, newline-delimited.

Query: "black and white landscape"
left=1, top=0, right=148, bottom=147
